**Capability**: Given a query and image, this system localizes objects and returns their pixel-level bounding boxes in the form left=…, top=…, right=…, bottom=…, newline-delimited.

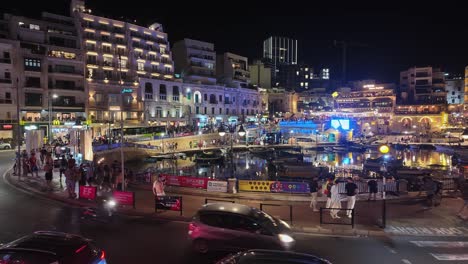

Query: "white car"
left=0, top=142, right=11, bottom=149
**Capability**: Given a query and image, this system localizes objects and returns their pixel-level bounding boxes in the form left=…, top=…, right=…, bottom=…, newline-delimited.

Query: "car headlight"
left=107, top=200, right=116, bottom=207
left=278, top=234, right=294, bottom=243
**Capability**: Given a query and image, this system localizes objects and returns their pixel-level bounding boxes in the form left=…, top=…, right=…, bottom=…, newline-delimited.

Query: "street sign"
left=121, top=88, right=133, bottom=94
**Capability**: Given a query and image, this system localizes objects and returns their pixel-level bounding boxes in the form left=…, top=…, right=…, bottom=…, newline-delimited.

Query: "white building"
left=172, top=38, right=216, bottom=85
left=216, top=52, right=250, bottom=88
left=140, top=78, right=189, bottom=127
left=445, top=76, right=464, bottom=105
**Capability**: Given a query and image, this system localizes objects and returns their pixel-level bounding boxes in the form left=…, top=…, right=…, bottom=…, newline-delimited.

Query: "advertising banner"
left=79, top=186, right=97, bottom=200
left=239, top=180, right=310, bottom=193
left=160, top=174, right=209, bottom=189
left=207, top=180, right=228, bottom=192
left=112, top=191, right=135, bottom=208
left=155, top=196, right=183, bottom=216
left=269, top=181, right=310, bottom=193
left=239, top=180, right=275, bottom=192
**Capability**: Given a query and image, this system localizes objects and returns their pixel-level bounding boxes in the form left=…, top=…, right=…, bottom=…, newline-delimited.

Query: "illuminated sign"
left=332, top=91, right=339, bottom=98
left=379, top=145, right=390, bottom=154
left=331, top=119, right=350, bottom=130
left=53, top=120, right=61, bottom=125
left=25, top=125, right=38, bottom=130
left=2, top=125, right=12, bottom=129
left=109, top=106, right=121, bottom=111
left=121, top=88, right=133, bottom=94
left=363, top=84, right=384, bottom=90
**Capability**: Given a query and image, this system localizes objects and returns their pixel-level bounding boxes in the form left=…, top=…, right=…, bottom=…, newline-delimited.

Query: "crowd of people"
left=12, top=146, right=134, bottom=198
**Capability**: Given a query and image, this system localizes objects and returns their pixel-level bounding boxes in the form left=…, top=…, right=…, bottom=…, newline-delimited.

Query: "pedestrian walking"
left=330, top=181, right=342, bottom=219
left=64, top=166, right=77, bottom=199
left=43, top=160, right=53, bottom=191
left=309, top=177, right=319, bottom=212
left=29, top=152, right=39, bottom=178
left=423, top=176, right=436, bottom=209
left=345, top=177, right=358, bottom=218
left=323, top=178, right=333, bottom=209
left=457, top=179, right=468, bottom=220
left=152, top=175, right=166, bottom=197
left=368, top=179, right=378, bottom=201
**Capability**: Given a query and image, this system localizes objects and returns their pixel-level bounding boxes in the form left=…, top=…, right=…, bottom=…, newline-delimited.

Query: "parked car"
left=0, top=231, right=107, bottom=264
left=0, top=142, right=11, bottom=149
left=217, top=249, right=332, bottom=264
left=188, top=203, right=295, bottom=253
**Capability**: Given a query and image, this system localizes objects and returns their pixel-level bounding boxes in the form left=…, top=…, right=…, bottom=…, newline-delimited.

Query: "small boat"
left=333, top=146, right=348, bottom=152
left=249, top=147, right=275, bottom=155
left=194, top=150, right=224, bottom=163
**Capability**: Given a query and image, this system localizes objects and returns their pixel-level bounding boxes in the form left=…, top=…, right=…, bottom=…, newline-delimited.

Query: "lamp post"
left=16, top=78, right=21, bottom=179
left=379, top=144, right=390, bottom=228
left=161, top=132, right=165, bottom=153
left=219, top=123, right=245, bottom=178
left=48, top=92, right=58, bottom=144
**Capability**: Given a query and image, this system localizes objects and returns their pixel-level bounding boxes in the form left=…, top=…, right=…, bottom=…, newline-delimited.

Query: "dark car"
left=0, top=231, right=107, bottom=264
left=188, top=203, right=295, bottom=253
left=217, top=249, right=332, bottom=264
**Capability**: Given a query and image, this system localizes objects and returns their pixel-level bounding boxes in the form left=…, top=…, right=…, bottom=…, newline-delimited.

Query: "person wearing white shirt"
left=330, top=183, right=342, bottom=219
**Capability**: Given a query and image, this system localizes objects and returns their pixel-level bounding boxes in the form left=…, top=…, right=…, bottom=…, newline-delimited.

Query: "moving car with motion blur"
left=0, top=231, right=107, bottom=264
left=188, top=203, right=295, bottom=253
left=217, top=249, right=332, bottom=264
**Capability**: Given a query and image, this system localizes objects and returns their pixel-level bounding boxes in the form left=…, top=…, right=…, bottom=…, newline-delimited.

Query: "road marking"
left=410, top=241, right=468, bottom=248
left=401, top=259, right=412, bottom=264
left=386, top=225, right=468, bottom=236
left=384, top=245, right=397, bottom=254
left=430, top=254, right=468, bottom=261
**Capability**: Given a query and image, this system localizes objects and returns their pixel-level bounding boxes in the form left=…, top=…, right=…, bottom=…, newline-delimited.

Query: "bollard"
left=228, top=178, right=237, bottom=194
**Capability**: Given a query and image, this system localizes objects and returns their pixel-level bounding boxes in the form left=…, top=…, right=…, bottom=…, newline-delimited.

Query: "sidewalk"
left=6, top=168, right=468, bottom=237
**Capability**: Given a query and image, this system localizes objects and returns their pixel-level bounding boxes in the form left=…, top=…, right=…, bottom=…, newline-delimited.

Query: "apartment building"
left=399, top=66, right=446, bottom=104
left=71, top=0, right=174, bottom=136
left=216, top=52, right=250, bottom=88
left=0, top=40, right=16, bottom=139
left=172, top=38, right=216, bottom=85
left=1, top=11, right=86, bottom=139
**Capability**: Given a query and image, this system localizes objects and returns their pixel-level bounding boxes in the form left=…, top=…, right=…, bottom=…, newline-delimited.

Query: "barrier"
left=155, top=196, right=183, bottom=216
left=319, top=207, right=355, bottom=228
left=205, top=198, right=235, bottom=204
left=260, top=203, right=293, bottom=225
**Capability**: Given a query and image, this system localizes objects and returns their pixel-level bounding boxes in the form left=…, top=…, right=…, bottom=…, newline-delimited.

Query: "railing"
left=0, top=78, right=12, bottom=84
left=0, top=98, right=12, bottom=104
left=48, top=68, right=83, bottom=75
left=49, top=84, right=84, bottom=91
left=52, top=102, right=85, bottom=108
left=0, top=58, right=11, bottom=64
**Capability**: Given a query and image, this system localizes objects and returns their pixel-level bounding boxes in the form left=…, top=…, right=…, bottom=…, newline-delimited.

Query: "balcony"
left=189, top=54, right=214, bottom=60
left=0, top=78, right=12, bottom=84
left=49, top=84, right=84, bottom=91
left=209, top=100, right=218, bottom=104
left=0, top=58, right=11, bottom=64
left=52, top=102, right=85, bottom=108
left=48, top=67, right=83, bottom=76
left=0, top=98, right=12, bottom=104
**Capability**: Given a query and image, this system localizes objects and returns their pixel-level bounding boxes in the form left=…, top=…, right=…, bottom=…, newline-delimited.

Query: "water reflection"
left=128, top=149, right=453, bottom=180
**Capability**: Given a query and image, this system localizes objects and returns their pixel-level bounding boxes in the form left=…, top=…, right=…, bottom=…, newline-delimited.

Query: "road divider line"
left=401, top=259, right=412, bottom=264
left=384, top=245, right=397, bottom=254
left=430, top=254, right=468, bottom=261
left=411, top=241, right=468, bottom=248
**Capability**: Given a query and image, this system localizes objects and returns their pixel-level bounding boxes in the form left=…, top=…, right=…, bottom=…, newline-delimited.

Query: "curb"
left=3, top=169, right=190, bottom=222
left=4, top=170, right=387, bottom=237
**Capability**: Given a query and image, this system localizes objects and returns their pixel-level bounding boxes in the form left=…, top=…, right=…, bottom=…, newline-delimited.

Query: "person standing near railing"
left=345, top=177, right=358, bottom=218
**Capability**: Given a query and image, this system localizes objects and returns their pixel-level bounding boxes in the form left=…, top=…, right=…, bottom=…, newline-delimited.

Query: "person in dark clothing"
left=309, top=177, right=319, bottom=212
left=368, top=179, right=378, bottom=201
left=345, top=177, right=358, bottom=218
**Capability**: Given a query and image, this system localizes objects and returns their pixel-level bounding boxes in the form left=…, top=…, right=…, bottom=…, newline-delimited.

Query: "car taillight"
left=189, top=222, right=197, bottom=231
left=100, top=250, right=106, bottom=260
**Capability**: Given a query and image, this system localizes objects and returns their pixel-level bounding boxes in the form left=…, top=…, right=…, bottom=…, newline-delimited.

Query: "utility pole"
left=16, top=78, right=21, bottom=179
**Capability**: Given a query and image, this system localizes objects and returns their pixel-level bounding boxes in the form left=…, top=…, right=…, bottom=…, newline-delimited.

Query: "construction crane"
left=334, top=40, right=369, bottom=84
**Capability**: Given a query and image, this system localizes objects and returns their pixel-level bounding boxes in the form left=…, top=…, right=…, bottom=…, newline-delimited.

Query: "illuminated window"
left=300, top=82, right=304, bottom=87
left=160, top=47, right=165, bottom=54
left=305, top=75, right=308, bottom=79
left=49, top=50, right=76, bottom=60
left=120, top=59, right=127, bottom=69
left=29, top=24, right=40, bottom=30
left=296, top=71, right=299, bottom=76
left=138, top=62, right=144, bottom=71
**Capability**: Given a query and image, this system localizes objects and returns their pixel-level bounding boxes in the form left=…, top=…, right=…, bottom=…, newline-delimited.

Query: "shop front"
left=0, top=124, right=13, bottom=139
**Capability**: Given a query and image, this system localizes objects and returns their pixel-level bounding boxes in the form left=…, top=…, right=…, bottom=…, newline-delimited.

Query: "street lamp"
left=218, top=123, right=245, bottom=178
left=379, top=144, right=390, bottom=228
left=48, top=92, right=58, bottom=143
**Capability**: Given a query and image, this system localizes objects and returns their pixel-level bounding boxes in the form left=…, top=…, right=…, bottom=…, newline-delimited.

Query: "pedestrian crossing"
left=410, top=240, right=468, bottom=261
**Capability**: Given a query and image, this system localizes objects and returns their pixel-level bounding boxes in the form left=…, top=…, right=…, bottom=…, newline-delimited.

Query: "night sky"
left=2, top=0, right=467, bottom=83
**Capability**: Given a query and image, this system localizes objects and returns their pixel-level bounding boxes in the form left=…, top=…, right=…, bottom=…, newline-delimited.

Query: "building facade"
left=277, top=64, right=313, bottom=91
left=262, top=36, right=297, bottom=85
left=249, top=60, right=271, bottom=89
left=445, top=77, right=464, bottom=105
left=71, top=0, right=174, bottom=136
left=1, top=11, right=86, bottom=140
left=399, top=66, right=446, bottom=104
left=172, top=38, right=216, bottom=85
left=216, top=52, right=249, bottom=88
left=0, top=40, right=16, bottom=139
